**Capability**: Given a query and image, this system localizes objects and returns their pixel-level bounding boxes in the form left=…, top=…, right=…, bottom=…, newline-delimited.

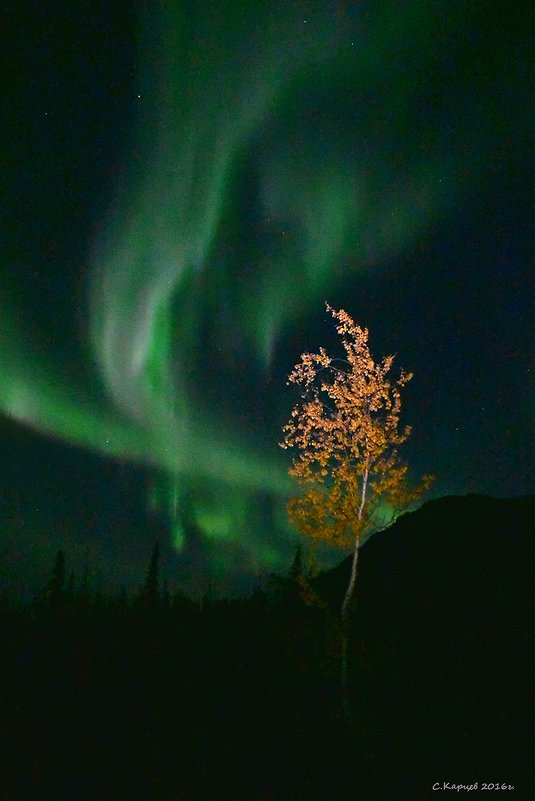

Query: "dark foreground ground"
left=1, top=494, right=533, bottom=799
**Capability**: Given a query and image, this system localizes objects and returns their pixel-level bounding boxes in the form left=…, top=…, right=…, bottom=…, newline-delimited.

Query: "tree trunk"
left=340, top=467, right=367, bottom=719
left=340, top=540, right=359, bottom=720
left=341, top=536, right=360, bottom=621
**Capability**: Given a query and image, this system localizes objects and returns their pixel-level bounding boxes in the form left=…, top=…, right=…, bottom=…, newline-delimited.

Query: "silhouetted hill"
left=320, top=492, right=534, bottom=610
left=318, top=493, right=534, bottom=794
left=1, top=494, right=532, bottom=800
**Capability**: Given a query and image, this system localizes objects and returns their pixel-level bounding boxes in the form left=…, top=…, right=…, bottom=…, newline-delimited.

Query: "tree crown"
left=280, top=304, right=432, bottom=548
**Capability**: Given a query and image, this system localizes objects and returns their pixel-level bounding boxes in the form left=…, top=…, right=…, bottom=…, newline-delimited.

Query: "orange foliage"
left=280, top=304, right=433, bottom=551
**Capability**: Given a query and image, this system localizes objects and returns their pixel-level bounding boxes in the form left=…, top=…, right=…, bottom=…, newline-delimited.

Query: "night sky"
left=1, top=0, right=533, bottom=598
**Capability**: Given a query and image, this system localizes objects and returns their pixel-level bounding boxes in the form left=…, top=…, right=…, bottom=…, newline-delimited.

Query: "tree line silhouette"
left=1, top=493, right=533, bottom=800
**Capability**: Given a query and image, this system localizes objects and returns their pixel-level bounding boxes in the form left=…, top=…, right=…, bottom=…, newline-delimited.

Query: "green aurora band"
left=1, top=0, right=527, bottom=583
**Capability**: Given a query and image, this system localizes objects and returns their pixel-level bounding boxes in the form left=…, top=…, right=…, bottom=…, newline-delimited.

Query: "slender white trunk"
left=340, top=468, right=368, bottom=719
left=357, top=467, right=368, bottom=521
left=341, top=535, right=360, bottom=620
left=341, top=468, right=367, bottom=619
left=340, top=541, right=359, bottom=720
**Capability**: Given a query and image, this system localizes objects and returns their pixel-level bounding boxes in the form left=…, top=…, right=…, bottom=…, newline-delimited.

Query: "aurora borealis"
left=1, top=0, right=533, bottom=596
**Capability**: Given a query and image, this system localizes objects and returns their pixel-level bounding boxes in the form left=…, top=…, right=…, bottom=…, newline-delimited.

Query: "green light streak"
left=1, top=1, right=503, bottom=579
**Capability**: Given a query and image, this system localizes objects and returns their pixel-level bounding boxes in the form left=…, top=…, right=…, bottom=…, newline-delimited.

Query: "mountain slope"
left=318, top=494, right=534, bottom=794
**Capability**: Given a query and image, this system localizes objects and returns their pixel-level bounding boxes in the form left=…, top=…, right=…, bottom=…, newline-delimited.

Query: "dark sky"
left=1, top=0, right=533, bottom=598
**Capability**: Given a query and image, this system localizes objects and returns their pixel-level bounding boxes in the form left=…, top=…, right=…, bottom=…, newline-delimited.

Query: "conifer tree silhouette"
left=48, top=549, right=66, bottom=606
left=143, top=541, right=160, bottom=605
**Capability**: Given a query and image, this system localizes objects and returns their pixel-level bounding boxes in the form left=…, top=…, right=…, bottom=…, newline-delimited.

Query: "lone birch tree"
left=280, top=303, right=432, bottom=712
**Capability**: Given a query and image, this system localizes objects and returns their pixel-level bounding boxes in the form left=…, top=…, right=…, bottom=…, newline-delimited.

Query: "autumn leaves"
left=281, top=303, right=432, bottom=553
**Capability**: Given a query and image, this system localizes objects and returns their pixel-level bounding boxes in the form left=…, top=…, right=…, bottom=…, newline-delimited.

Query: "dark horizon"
left=1, top=486, right=532, bottom=799
left=2, top=429, right=532, bottom=602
